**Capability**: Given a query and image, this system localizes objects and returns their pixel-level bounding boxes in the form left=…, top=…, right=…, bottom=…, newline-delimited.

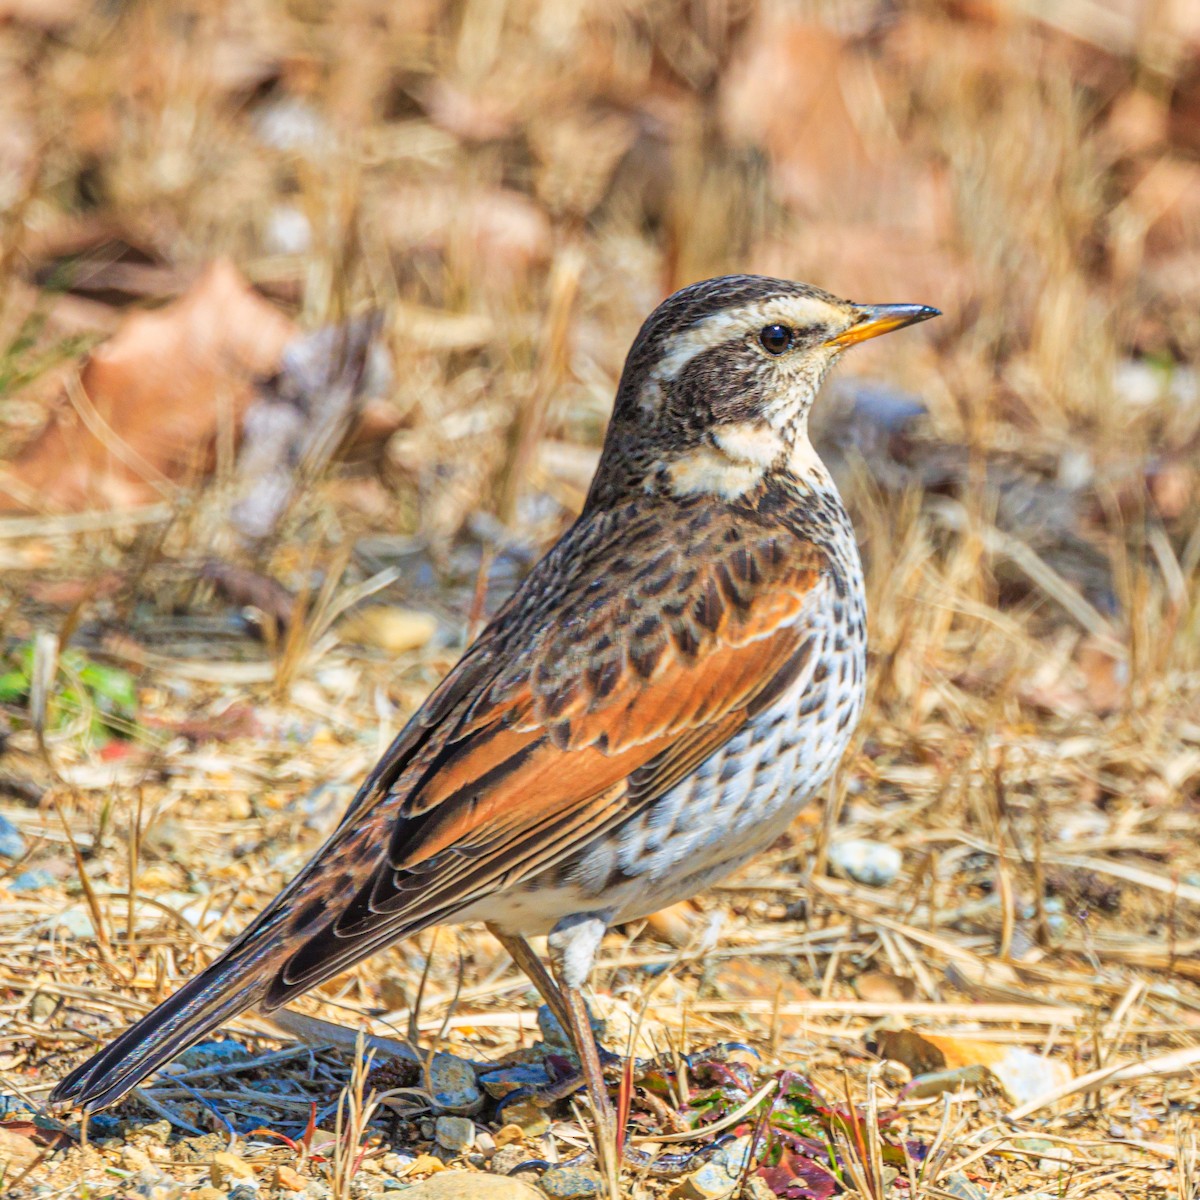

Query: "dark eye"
left=758, top=324, right=793, bottom=355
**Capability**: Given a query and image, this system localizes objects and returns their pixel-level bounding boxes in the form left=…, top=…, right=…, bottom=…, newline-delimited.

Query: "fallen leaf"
left=1, top=260, right=295, bottom=513
left=0, top=1124, right=40, bottom=1172
left=872, top=1029, right=1071, bottom=1106
left=339, top=607, right=437, bottom=654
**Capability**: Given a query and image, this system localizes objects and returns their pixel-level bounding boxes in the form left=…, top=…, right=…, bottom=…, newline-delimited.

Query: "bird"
left=51, top=275, right=938, bottom=1173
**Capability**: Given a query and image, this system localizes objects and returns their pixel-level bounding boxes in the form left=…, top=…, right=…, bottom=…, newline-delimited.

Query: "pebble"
left=0, top=814, right=25, bottom=860
left=478, top=1063, right=550, bottom=1099
left=173, top=1038, right=252, bottom=1069
left=493, top=1124, right=525, bottom=1149
left=493, top=1097, right=550, bottom=1137
left=1014, top=1137, right=1072, bottom=1173
left=121, top=1144, right=153, bottom=1171
left=10, top=868, right=56, bottom=891
left=210, top=1148, right=257, bottom=1186
left=942, top=1174, right=988, bottom=1200
left=378, top=1152, right=417, bottom=1175
left=429, top=1051, right=483, bottom=1113
left=435, top=1116, right=475, bottom=1153
left=390, top=1172, right=544, bottom=1199
left=0, top=1095, right=32, bottom=1119
left=405, top=1153, right=447, bottom=1177
left=828, top=838, right=902, bottom=888
left=135, top=1119, right=173, bottom=1145
left=50, top=907, right=94, bottom=938
left=539, top=1165, right=602, bottom=1198
left=276, top=1164, right=306, bottom=1191
left=127, top=1167, right=183, bottom=1200
left=669, top=1136, right=754, bottom=1199
left=490, top=1145, right=539, bottom=1176
left=537, top=1002, right=602, bottom=1050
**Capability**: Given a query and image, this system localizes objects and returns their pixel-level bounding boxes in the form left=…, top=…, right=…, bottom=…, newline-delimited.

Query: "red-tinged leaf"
left=758, top=1146, right=839, bottom=1199
left=0, top=1119, right=75, bottom=1151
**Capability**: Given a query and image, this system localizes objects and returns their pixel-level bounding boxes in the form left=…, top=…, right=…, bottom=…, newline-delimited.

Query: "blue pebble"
left=0, top=814, right=26, bottom=860
left=10, top=868, right=56, bottom=891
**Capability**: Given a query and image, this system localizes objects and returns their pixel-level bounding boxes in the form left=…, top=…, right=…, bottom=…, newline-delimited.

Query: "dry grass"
left=0, top=1, right=1199, bottom=1197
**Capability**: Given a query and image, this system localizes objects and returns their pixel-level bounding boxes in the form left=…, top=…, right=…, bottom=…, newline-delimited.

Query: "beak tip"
left=826, top=301, right=942, bottom=348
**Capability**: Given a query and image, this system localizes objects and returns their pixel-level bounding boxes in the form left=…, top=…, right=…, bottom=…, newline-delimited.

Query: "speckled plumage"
left=51, top=275, right=936, bottom=1114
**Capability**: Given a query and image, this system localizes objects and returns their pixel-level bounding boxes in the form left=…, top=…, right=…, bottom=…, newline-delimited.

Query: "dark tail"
left=49, top=934, right=284, bottom=1111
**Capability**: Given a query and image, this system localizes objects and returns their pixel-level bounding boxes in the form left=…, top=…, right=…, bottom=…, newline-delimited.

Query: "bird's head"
left=588, top=274, right=938, bottom=508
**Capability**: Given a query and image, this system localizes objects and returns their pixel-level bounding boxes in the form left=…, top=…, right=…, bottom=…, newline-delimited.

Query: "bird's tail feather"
left=49, top=936, right=282, bottom=1112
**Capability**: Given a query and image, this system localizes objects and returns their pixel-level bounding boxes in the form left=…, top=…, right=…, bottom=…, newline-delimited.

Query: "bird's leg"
left=547, top=914, right=619, bottom=1190
left=485, top=923, right=574, bottom=1037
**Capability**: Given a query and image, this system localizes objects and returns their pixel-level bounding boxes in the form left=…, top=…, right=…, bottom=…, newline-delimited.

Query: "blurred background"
left=0, top=1, right=1199, bottom=1195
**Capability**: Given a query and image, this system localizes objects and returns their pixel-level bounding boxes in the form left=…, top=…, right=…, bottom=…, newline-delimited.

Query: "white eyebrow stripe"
left=650, top=295, right=847, bottom=382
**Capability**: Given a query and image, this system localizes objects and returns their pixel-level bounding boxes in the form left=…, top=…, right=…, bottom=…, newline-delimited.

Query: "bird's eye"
left=758, top=324, right=793, bottom=355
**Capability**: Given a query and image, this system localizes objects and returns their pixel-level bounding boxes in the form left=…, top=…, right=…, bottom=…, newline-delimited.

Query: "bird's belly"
left=474, top=632, right=865, bottom=937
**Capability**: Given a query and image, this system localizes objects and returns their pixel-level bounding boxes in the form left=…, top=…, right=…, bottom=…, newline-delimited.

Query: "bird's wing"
left=261, top=511, right=828, bottom=1002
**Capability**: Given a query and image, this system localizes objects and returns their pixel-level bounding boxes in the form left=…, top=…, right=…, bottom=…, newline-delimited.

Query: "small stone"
left=669, top=1136, right=753, bottom=1200
left=136, top=1119, right=173, bottom=1145
left=121, top=1144, right=153, bottom=1171
left=276, top=1164, right=306, bottom=1191
left=434, top=1116, right=475, bottom=1153
left=10, top=868, right=56, bottom=891
left=172, top=1038, right=252, bottom=1070
left=29, top=990, right=56, bottom=1021
left=404, top=1153, right=447, bottom=1177
left=228, top=1186, right=260, bottom=1200
left=1015, top=1137, right=1072, bottom=1173
left=537, top=1002, right=602, bottom=1050
left=128, top=1167, right=183, bottom=1200
left=478, top=1063, right=550, bottom=1099
left=494, top=1097, right=550, bottom=1137
left=493, top=1124, right=525, bottom=1148
left=0, top=814, right=25, bottom=860
left=942, top=1174, right=988, bottom=1200
left=539, top=1165, right=603, bottom=1198
left=184, top=1190, right=225, bottom=1200
left=378, top=1152, right=416, bottom=1175
left=490, top=1144, right=538, bottom=1176
left=828, top=838, right=902, bottom=888
left=429, top=1051, right=483, bottom=1113
left=390, top=1171, right=543, bottom=1198
left=51, top=908, right=94, bottom=938
left=210, top=1149, right=257, bottom=1186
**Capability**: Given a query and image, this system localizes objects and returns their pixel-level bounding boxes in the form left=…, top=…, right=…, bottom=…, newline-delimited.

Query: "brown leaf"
left=0, top=1118, right=74, bottom=1152
left=855, top=970, right=917, bottom=1004
left=1, top=261, right=296, bottom=513
left=871, top=1029, right=1071, bottom=1105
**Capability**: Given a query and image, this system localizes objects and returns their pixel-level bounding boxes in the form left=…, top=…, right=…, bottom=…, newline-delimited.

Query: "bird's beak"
left=826, top=303, right=941, bottom=348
